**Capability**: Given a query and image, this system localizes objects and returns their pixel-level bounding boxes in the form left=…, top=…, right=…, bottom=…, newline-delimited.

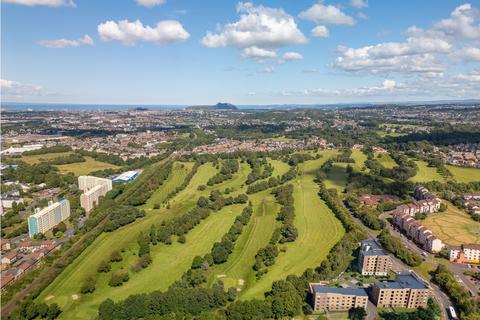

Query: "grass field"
left=410, top=160, right=445, bottom=183
left=56, top=156, right=119, bottom=176
left=376, top=152, right=397, bottom=169
left=324, top=164, right=348, bottom=193
left=422, top=202, right=480, bottom=246
left=350, top=149, right=368, bottom=172
left=22, top=152, right=73, bottom=165
left=446, top=165, right=480, bottom=183
left=239, top=152, right=345, bottom=300
left=269, top=159, right=291, bottom=178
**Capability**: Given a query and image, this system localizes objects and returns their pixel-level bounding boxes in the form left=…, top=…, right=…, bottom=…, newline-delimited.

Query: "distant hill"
left=186, top=102, right=238, bottom=111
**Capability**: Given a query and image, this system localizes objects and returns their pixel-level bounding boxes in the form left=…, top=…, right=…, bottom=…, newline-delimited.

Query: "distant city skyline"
left=2, top=0, right=480, bottom=105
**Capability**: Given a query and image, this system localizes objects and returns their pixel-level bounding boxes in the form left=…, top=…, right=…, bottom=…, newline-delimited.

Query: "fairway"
left=56, top=156, right=120, bottom=176
left=351, top=149, right=368, bottom=172
left=376, top=152, right=396, bottom=169
left=324, top=163, right=348, bottom=193
left=269, top=159, right=291, bottom=177
left=22, top=151, right=73, bottom=165
left=422, top=202, right=480, bottom=246
left=446, top=165, right=480, bottom=183
left=410, top=160, right=445, bottom=183
left=240, top=153, right=345, bottom=300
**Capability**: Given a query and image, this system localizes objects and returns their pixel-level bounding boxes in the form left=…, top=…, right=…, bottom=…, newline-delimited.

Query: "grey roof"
left=311, top=285, right=368, bottom=296
left=376, top=273, right=428, bottom=290
left=360, top=240, right=388, bottom=256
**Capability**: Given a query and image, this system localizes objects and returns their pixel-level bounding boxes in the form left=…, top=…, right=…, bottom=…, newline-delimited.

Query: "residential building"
left=78, top=176, right=112, bottom=214
left=309, top=284, right=368, bottom=312
left=358, top=240, right=392, bottom=276
left=28, top=199, right=70, bottom=238
left=449, top=244, right=480, bottom=264
left=1, top=250, right=18, bottom=269
left=414, top=185, right=437, bottom=200
left=371, top=272, right=432, bottom=309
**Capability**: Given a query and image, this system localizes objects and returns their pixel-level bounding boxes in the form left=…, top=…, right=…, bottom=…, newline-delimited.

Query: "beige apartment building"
left=371, top=273, right=432, bottom=309
left=358, top=240, right=392, bottom=276
left=78, top=176, right=112, bottom=214
left=309, top=284, right=368, bottom=312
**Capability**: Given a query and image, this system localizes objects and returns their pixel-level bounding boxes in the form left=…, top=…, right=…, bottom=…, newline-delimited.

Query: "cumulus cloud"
left=201, top=2, right=306, bottom=61
left=2, top=0, right=75, bottom=6
left=455, top=69, right=480, bottom=82
left=257, top=66, right=275, bottom=73
left=282, top=52, right=303, bottom=61
left=299, top=2, right=355, bottom=26
left=434, top=3, right=480, bottom=40
left=38, top=35, right=93, bottom=48
left=241, top=46, right=277, bottom=59
left=98, top=19, right=189, bottom=45
left=312, top=25, right=329, bottom=38
left=1, top=79, right=46, bottom=97
left=450, top=47, right=480, bottom=62
left=135, top=0, right=165, bottom=7
left=350, top=0, right=368, bottom=9
left=357, top=12, right=368, bottom=20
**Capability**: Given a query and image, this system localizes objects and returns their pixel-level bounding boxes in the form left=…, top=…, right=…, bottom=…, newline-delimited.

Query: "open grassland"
left=376, top=152, right=397, bottom=169
left=423, top=202, right=480, bottom=245
left=21, top=152, right=73, bottom=165
left=350, top=149, right=368, bottom=172
left=240, top=153, right=345, bottom=300
left=446, top=165, right=480, bottom=183
left=410, top=160, right=445, bottom=183
left=56, top=157, right=119, bottom=176
left=324, top=164, right=348, bottom=193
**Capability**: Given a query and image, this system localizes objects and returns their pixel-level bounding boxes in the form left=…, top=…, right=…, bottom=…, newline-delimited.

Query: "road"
left=345, top=204, right=453, bottom=320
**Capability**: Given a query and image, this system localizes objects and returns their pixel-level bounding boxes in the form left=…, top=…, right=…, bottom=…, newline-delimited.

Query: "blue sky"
left=1, top=0, right=480, bottom=105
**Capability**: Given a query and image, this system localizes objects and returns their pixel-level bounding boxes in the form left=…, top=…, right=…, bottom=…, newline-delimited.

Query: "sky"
left=1, top=0, right=480, bottom=105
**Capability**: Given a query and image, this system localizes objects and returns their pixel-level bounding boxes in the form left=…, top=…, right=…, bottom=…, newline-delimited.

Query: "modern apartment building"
left=449, top=244, right=480, bottom=264
left=358, top=240, right=392, bottom=276
left=78, top=176, right=112, bottom=214
left=371, top=272, right=432, bottom=309
left=309, top=284, right=368, bottom=312
left=28, top=199, right=70, bottom=238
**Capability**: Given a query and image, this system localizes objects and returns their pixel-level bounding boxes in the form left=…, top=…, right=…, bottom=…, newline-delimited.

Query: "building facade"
left=371, top=273, right=432, bottom=309
left=449, top=244, right=480, bottom=264
left=78, top=176, right=112, bottom=214
left=28, top=199, right=70, bottom=238
left=309, top=284, right=368, bottom=312
left=358, top=240, right=392, bottom=276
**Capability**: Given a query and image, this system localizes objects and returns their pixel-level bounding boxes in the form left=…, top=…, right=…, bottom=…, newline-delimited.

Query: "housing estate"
left=78, top=176, right=112, bottom=214
left=449, top=244, right=480, bottom=264
left=358, top=240, right=392, bottom=277
left=309, top=284, right=368, bottom=312
left=28, top=199, right=70, bottom=238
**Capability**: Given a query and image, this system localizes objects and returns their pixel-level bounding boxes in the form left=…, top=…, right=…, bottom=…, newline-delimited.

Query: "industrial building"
left=371, top=272, right=432, bottom=309
left=309, top=284, right=368, bottom=312
left=358, top=240, right=392, bottom=276
left=113, top=171, right=139, bottom=183
left=78, top=176, right=112, bottom=214
left=28, top=199, right=70, bottom=238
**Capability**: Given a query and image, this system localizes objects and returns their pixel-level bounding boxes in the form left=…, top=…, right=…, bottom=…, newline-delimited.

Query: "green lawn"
left=324, top=164, right=349, bottom=193
left=350, top=149, right=368, bottom=172
left=240, top=154, right=345, bottom=300
left=56, top=156, right=120, bottom=176
left=446, top=165, right=480, bottom=183
left=269, top=159, right=291, bottom=178
left=410, top=160, right=445, bottom=183
left=22, top=151, right=73, bottom=165
left=376, top=152, right=397, bottom=169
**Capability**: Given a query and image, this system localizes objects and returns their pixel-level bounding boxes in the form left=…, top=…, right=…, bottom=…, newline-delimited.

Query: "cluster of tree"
left=345, top=194, right=385, bottom=230
left=433, top=264, right=480, bottom=318
left=378, top=230, right=422, bottom=267
left=104, top=205, right=146, bottom=232
left=425, top=156, right=453, bottom=178
left=2, top=162, right=75, bottom=189
left=80, top=276, right=96, bottom=294
left=286, top=153, right=315, bottom=166
left=332, top=149, right=354, bottom=163
left=245, top=157, right=274, bottom=185
left=246, top=166, right=297, bottom=194
left=10, top=300, right=62, bottom=320
left=23, top=145, right=71, bottom=156
left=390, top=126, right=480, bottom=146
left=345, top=171, right=414, bottom=198
left=197, top=190, right=248, bottom=211
left=98, top=284, right=232, bottom=319
left=207, top=159, right=240, bottom=186
left=108, top=273, right=130, bottom=287
left=77, top=149, right=125, bottom=166
left=45, top=153, right=85, bottom=165
left=380, top=298, right=441, bottom=320
left=1, top=203, right=24, bottom=229
left=272, top=184, right=297, bottom=243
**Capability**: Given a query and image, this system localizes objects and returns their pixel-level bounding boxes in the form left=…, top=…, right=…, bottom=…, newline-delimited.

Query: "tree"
left=110, top=251, right=123, bottom=262
left=97, top=261, right=111, bottom=273
left=37, top=303, right=49, bottom=318
left=349, top=307, right=366, bottom=320
left=191, top=256, right=204, bottom=269
left=47, top=303, right=61, bottom=320
left=81, top=276, right=96, bottom=294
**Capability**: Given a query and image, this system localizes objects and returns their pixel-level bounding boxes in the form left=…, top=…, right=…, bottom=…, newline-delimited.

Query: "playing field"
left=422, top=202, right=480, bottom=246
left=56, top=156, right=120, bottom=176
left=410, top=160, right=445, bottom=183
left=445, top=165, right=480, bottom=183
left=22, top=151, right=73, bottom=165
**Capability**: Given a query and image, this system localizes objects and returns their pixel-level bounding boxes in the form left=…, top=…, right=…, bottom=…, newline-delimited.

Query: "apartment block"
left=414, top=185, right=437, bottom=200
left=371, top=272, right=432, bottom=309
left=78, top=176, right=112, bottom=214
left=309, top=284, right=368, bottom=312
left=449, top=244, right=480, bottom=264
left=358, top=240, right=392, bottom=276
left=28, top=200, right=70, bottom=238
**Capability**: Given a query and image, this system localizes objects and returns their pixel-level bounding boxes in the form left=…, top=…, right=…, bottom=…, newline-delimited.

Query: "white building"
left=28, top=200, right=70, bottom=238
left=78, top=176, right=112, bottom=214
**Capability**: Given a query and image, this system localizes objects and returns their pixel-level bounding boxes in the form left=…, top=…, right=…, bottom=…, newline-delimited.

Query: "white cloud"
left=135, top=0, right=165, bottom=8
left=312, top=25, right=329, bottom=38
left=2, top=0, right=75, bottom=6
left=434, top=3, right=480, bottom=40
left=450, top=47, right=480, bottom=62
left=357, top=12, right=368, bottom=20
left=455, top=69, right=480, bottom=82
left=350, top=0, right=367, bottom=9
left=98, top=19, right=189, bottom=45
left=299, top=2, right=355, bottom=26
left=1, top=79, right=46, bottom=97
left=38, top=35, right=93, bottom=48
left=241, top=46, right=277, bottom=59
left=201, top=2, right=307, bottom=60
left=282, top=51, right=303, bottom=61
left=258, top=66, right=275, bottom=73
left=247, top=91, right=257, bottom=95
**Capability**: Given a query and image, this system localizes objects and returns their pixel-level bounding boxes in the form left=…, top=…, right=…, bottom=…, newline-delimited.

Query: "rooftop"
left=360, top=240, right=388, bottom=256
left=376, top=273, right=428, bottom=290
left=310, top=285, right=368, bottom=297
